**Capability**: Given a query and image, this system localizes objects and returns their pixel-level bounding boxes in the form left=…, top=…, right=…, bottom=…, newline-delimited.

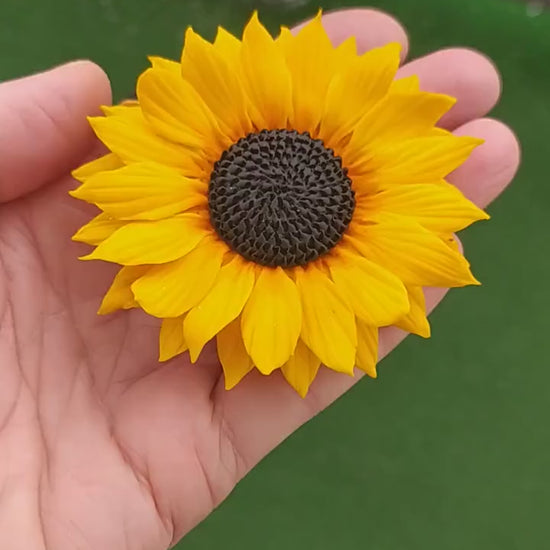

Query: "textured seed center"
left=208, top=129, right=355, bottom=268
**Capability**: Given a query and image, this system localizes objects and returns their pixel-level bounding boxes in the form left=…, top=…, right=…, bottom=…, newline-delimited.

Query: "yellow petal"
left=389, top=75, right=420, bottom=93
left=98, top=265, right=149, bottom=315
left=361, top=135, right=483, bottom=186
left=213, top=26, right=242, bottom=66
left=346, top=92, right=456, bottom=165
left=441, top=233, right=461, bottom=252
left=101, top=104, right=137, bottom=117
left=120, top=99, right=139, bottom=107
left=137, top=67, right=230, bottom=156
left=278, top=13, right=335, bottom=133
left=276, top=25, right=292, bottom=47
left=430, top=127, right=453, bottom=137
left=159, top=316, right=188, bottom=362
left=72, top=212, right=127, bottom=246
left=132, top=238, right=226, bottom=318
left=394, top=286, right=431, bottom=338
left=241, top=267, right=302, bottom=375
left=81, top=214, right=210, bottom=265
left=181, top=27, right=252, bottom=140
left=184, top=255, right=256, bottom=362
left=70, top=162, right=207, bottom=220
left=348, top=215, right=479, bottom=287
left=295, top=265, right=357, bottom=374
left=355, top=181, right=489, bottom=233
left=281, top=340, right=321, bottom=398
left=282, top=29, right=356, bottom=90
left=217, top=318, right=254, bottom=390
left=329, top=251, right=410, bottom=326
left=356, top=321, right=378, bottom=378
left=72, top=153, right=123, bottom=182
left=319, top=43, right=401, bottom=148
left=241, top=12, right=293, bottom=130
left=333, top=36, right=357, bottom=67
left=88, top=108, right=205, bottom=177
left=148, top=55, right=181, bottom=74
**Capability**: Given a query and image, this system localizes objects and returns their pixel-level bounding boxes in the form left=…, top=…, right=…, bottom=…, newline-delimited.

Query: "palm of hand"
left=0, top=9, right=519, bottom=550
left=1, top=173, right=237, bottom=548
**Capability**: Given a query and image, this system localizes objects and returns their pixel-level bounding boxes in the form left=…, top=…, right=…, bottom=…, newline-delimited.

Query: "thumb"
left=0, top=61, right=111, bottom=202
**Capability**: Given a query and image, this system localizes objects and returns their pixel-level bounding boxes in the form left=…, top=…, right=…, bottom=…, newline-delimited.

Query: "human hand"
left=0, top=9, right=519, bottom=550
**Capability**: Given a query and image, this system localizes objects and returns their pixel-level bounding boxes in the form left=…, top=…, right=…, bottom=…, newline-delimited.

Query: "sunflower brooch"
left=71, top=13, right=488, bottom=397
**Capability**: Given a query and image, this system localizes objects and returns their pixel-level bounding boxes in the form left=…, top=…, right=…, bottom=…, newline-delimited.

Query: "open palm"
left=0, top=9, right=519, bottom=550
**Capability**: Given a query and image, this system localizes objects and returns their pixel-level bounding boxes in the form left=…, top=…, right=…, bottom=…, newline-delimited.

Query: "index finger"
left=0, top=62, right=111, bottom=203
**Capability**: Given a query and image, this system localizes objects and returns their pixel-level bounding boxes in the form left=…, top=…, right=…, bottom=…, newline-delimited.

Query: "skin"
left=0, top=9, right=520, bottom=550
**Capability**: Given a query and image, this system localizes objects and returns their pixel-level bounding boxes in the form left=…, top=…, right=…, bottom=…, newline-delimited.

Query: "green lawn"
left=2, top=0, right=549, bottom=548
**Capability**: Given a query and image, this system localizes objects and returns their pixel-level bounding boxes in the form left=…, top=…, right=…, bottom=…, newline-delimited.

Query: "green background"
left=2, top=0, right=549, bottom=548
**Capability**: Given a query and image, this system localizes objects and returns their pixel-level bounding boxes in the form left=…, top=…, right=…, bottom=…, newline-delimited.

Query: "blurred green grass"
left=2, top=0, right=549, bottom=548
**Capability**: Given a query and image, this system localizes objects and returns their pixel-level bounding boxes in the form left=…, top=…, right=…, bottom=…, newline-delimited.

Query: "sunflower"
left=70, top=12, right=488, bottom=397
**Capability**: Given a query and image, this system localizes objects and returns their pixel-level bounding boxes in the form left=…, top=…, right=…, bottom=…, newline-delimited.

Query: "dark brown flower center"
left=208, top=129, right=355, bottom=268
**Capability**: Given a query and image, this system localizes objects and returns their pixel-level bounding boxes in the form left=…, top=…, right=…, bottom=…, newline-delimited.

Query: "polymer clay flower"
left=71, top=13, right=488, bottom=397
